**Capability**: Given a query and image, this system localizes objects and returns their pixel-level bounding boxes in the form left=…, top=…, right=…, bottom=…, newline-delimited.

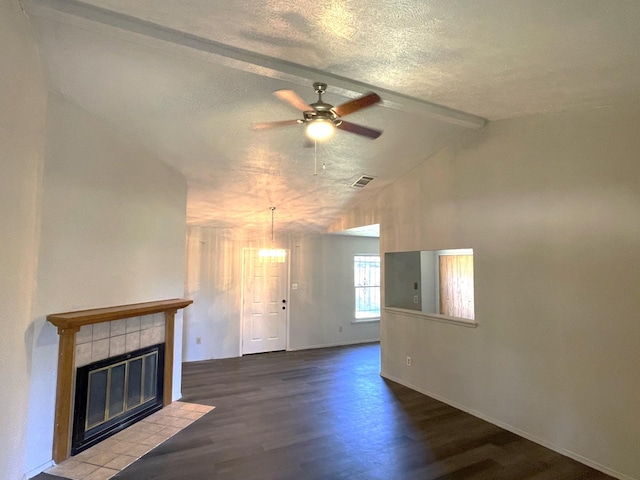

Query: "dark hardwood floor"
left=36, top=342, right=613, bottom=479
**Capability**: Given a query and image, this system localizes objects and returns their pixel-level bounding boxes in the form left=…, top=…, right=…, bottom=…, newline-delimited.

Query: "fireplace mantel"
left=47, top=298, right=193, bottom=463
left=48, top=298, right=193, bottom=330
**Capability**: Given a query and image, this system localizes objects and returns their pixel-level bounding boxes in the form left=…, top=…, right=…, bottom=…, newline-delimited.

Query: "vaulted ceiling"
left=24, top=0, right=640, bottom=233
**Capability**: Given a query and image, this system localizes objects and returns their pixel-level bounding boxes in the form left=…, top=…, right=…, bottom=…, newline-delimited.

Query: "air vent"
left=351, top=175, right=375, bottom=188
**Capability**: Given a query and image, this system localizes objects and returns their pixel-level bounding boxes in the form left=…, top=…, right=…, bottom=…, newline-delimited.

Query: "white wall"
left=23, top=93, right=187, bottom=475
left=183, top=228, right=380, bottom=360
left=0, top=1, right=48, bottom=479
left=330, top=105, right=640, bottom=480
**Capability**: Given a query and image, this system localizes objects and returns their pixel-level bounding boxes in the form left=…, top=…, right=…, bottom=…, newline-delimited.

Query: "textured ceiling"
left=23, top=0, right=640, bottom=234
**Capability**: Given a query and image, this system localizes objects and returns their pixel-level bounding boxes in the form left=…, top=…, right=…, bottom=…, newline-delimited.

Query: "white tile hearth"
left=46, top=402, right=214, bottom=480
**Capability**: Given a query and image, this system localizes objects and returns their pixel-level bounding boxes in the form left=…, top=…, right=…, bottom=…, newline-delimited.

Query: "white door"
left=241, top=248, right=288, bottom=354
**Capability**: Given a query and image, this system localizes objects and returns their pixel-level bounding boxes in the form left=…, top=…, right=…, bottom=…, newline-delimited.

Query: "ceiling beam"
left=25, top=0, right=487, bottom=129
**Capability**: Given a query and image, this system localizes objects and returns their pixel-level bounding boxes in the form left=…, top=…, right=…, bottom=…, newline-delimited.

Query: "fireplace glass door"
left=72, top=344, right=164, bottom=454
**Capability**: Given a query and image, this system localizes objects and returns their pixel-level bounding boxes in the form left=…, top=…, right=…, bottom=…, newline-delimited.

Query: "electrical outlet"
left=196, top=337, right=201, bottom=345
left=406, top=356, right=412, bottom=366
left=413, top=295, right=419, bottom=304
left=338, top=326, right=343, bottom=333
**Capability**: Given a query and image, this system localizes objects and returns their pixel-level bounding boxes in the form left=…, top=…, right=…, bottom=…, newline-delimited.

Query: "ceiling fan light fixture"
left=306, top=119, right=335, bottom=141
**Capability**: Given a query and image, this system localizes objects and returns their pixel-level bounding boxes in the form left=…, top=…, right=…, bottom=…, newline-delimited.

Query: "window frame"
left=353, top=254, right=381, bottom=321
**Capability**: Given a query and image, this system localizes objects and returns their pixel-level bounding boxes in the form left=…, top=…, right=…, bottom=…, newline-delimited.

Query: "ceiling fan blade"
left=333, top=92, right=381, bottom=117
left=252, top=119, right=301, bottom=131
left=337, top=120, right=383, bottom=139
left=274, top=90, right=313, bottom=112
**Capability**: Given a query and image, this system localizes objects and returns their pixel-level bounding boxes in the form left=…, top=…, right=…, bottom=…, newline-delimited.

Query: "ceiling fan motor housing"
left=307, top=83, right=341, bottom=124
left=303, top=109, right=341, bottom=126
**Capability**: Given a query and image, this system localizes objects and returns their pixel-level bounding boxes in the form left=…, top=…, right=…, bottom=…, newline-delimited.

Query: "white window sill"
left=383, top=307, right=478, bottom=328
left=351, top=317, right=380, bottom=324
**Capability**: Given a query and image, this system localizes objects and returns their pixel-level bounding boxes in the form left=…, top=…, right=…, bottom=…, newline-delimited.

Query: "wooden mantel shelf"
left=47, top=298, right=193, bottom=331
left=47, top=298, right=192, bottom=464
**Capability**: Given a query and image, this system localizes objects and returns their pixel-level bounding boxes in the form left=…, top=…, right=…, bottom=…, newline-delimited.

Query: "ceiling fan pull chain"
left=313, top=139, right=317, bottom=176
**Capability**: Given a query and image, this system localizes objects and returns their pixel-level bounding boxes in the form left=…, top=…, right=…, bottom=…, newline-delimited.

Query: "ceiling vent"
left=351, top=175, right=375, bottom=188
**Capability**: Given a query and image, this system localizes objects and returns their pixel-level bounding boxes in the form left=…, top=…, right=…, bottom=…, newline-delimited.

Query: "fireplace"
left=47, top=299, right=192, bottom=463
left=71, top=343, right=165, bottom=455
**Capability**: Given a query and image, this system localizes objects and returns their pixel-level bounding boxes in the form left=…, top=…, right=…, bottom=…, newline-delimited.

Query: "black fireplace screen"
left=72, top=343, right=164, bottom=455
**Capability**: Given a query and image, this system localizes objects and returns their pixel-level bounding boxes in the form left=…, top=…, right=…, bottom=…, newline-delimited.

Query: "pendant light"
left=258, top=207, right=286, bottom=263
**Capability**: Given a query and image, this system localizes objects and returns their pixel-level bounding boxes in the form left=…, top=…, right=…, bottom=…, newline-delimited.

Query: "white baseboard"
left=380, top=371, right=636, bottom=480
left=288, top=338, right=380, bottom=351
left=24, top=460, right=54, bottom=480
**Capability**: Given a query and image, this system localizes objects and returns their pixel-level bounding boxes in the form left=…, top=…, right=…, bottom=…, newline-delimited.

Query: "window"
left=354, top=255, right=380, bottom=319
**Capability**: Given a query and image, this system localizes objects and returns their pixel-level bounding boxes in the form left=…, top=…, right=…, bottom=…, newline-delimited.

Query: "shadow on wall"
left=23, top=318, right=60, bottom=471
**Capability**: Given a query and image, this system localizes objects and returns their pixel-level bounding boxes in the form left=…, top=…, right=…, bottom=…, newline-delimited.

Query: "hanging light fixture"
left=258, top=207, right=286, bottom=263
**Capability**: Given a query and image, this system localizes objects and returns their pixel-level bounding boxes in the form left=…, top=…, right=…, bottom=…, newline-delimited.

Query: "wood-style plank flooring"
left=36, top=342, right=613, bottom=480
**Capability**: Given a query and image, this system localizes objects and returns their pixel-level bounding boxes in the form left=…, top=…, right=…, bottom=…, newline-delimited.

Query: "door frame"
left=239, top=247, right=291, bottom=356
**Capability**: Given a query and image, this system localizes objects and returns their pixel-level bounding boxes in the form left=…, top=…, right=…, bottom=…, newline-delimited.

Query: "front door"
left=241, top=248, right=288, bottom=354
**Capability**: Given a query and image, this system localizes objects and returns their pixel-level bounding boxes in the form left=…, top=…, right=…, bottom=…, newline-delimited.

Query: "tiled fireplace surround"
left=75, top=314, right=166, bottom=368
left=47, top=299, right=193, bottom=465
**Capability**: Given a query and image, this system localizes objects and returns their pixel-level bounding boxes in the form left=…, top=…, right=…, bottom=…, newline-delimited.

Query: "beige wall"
left=330, top=105, right=640, bottom=479
left=0, top=1, right=48, bottom=479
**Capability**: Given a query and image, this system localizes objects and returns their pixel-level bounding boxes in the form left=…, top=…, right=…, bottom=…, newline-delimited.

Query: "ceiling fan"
left=253, top=82, right=383, bottom=141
